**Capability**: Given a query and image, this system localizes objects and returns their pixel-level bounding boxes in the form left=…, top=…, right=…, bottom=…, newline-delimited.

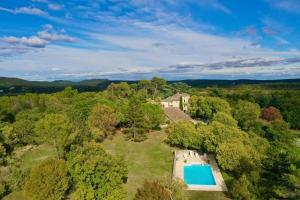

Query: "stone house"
left=161, top=93, right=190, bottom=112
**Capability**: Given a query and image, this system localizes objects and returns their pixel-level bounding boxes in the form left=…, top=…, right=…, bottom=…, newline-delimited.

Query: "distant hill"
left=0, top=77, right=118, bottom=95
left=169, top=79, right=300, bottom=88
left=1, top=77, right=300, bottom=95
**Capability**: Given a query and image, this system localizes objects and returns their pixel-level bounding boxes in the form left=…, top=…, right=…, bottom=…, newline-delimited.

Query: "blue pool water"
left=184, top=164, right=216, bottom=185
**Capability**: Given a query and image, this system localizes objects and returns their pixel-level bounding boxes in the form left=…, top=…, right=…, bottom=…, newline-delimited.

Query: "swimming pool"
left=184, top=164, right=216, bottom=185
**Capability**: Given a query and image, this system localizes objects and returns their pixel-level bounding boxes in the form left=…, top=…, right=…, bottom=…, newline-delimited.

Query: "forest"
left=0, top=77, right=299, bottom=200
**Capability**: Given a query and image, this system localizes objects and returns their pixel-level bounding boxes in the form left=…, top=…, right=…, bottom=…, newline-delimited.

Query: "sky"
left=0, top=0, right=300, bottom=80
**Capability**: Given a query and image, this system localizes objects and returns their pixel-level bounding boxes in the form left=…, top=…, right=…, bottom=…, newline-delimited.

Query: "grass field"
left=102, top=131, right=230, bottom=200
left=19, top=144, right=57, bottom=170
left=102, top=131, right=173, bottom=199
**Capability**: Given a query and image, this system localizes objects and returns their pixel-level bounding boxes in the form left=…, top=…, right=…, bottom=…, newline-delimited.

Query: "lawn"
left=188, top=191, right=230, bottom=200
left=19, top=144, right=57, bottom=170
left=102, top=131, right=230, bottom=200
left=102, top=131, right=173, bottom=199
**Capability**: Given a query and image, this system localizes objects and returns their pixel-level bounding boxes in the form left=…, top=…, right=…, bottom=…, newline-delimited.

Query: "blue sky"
left=0, top=0, right=300, bottom=80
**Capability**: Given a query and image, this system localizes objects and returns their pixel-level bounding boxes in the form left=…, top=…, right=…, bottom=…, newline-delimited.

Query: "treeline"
left=2, top=76, right=300, bottom=95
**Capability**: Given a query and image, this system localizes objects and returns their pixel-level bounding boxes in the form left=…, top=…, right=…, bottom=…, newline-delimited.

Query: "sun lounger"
left=195, top=152, right=199, bottom=158
left=189, top=151, right=193, bottom=158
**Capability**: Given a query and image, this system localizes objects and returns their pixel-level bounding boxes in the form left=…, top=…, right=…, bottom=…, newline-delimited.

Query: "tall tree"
left=125, top=97, right=147, bottom=140
left=34, top=113, right=76, bottom=158
left=179, top=96, right=183, bottom=111
left=151, top=77, right=166, bottom=98
left=138, top=80, right=154, bottom=96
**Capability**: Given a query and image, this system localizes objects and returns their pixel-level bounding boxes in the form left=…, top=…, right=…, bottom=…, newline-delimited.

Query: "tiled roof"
left=162, top=93, right=189, bottom=102
left=163, top=107, right=192, bottom=122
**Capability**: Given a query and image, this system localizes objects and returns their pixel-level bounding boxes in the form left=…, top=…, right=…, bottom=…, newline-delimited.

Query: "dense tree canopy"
left=66, top=142, right=128, bottom=200
left=189, top=96, right=231, bottom=121
left=166, top=121, right=199, bottom=149
left=212, top=112, right=237, bottom=127
left=233, top=100, right=261, bottom=130
left=23, top=158, right=70, bottom=200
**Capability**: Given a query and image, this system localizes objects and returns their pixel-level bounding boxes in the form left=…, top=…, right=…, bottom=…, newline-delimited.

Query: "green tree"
left=212, top=112, right=237, bottom=127
left=189, top=96, right=231, bottom=121
left=125, top=97, right=147, bottom=140
left=262, top=146, right=300, bottom=199
left=0, top=180, right=8, bottom=199
left=231, top=174, right=252, bottom=200
left=34, top=113, right=76, bottom=158
left=198, top=122, right=247, bottom=152
left=233, top=100, right=260, bottom=130
left=0, top=143, right=6, bottom=164
left=1, top=109, right=42, bottom=145
left=106, top=82, right=132, bottom=99
left=66, top=142, right=128, bottom=200
left=166, top=121, right=199, bottom=149
left=266, top=120, right=293, bottom=144
left=179, top=96, right=183, bottom=111
left=23, top=158, right=70, bottom=200
left=142, top=103, right=165, bottom=129
left=151, top=77, right=167, bottom=98
left=88, top=104, right=117, bottom=141
left=216, top=142, right=251, bottom=171
left=138, top=80, right=154, bottom=96
left=8, top=167, right=30, bottom=191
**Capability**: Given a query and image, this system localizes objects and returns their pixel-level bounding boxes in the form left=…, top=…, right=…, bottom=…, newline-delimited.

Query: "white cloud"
left=0, top=6, right=47, bottom=16
left=267, top=0, right=300, bottom=14
left=1, top=36, right=48, bottom=48
left=37, top=24, right=76, bottom=42
left=0, top=25, right=76, bottom=56
left=48, top=4, right=64, bottom=11
left=1, top=23, right=299, bottom=80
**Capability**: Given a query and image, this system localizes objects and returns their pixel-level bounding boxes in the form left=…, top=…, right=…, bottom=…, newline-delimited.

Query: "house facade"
left=161, top=93, right=190, bottom=112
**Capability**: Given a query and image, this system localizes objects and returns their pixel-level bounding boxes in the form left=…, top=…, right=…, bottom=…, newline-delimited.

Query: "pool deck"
left=173, top=150, right=227, bottom=191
